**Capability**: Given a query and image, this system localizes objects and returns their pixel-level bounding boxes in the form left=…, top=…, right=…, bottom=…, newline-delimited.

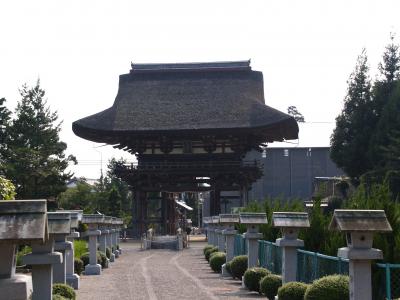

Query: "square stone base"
left=0, top=274, right=33, bottom=300
left=114, top=251, right=120, bottom=258
left=221, top=263, right=230, bottom=277
left=85, top=264, right=102, bottom=275
left=109, top=253, right=115, bottom=262
left=66, top=273, right=80, bottom=290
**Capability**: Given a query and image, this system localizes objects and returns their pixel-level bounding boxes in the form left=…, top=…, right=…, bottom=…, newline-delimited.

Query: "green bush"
left=106, top=247, right=111, bottom=259
left=53, top=283, right=76, bottom=300
left=230, top=255, right=248, bottom=279
left=209, top=252, right=226, bottom=273
left=80, top=252, right=101, bottom=266
left=260, top=274, right=282, bottom=299
left=203, top=245, right=214, bottom=256
left=73, top=240, right=88, bottom=259
left=205, top=247, right=218, bottom=262
left=243, top=267, right=270, bottom=292
left=278, top=281, right=309, bottom=300
left=74, top=258, right=84, bottom=275
left=225, top=261, right=232, bottom=275
left=304, top=275, right=349, bottom=300
left=16, top=245, right=32, bottom=266
left=53, top=295, right=67, bottom=300
left=98, top=251, right=108, bottom=268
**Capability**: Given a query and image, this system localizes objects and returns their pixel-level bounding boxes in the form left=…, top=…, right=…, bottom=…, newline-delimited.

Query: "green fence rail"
left=296, top=249, right=349, bottom=283
left=233, top=234, right=246, bottom=257
left=258, top=240, right=282, bottom=275
left=376, top=263, right=400, bottom=299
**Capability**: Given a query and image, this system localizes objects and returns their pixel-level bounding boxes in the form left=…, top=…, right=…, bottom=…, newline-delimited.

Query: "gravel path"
left=76, top=241, right=264, bottom=300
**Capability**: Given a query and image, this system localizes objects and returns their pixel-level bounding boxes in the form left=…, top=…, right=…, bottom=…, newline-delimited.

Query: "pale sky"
left=1, top=0, right=399, bottom=179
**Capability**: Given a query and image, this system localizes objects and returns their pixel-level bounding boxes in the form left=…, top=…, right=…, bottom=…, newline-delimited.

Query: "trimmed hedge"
left=53, top=295, right=67, bottom=300
left=209, top=252, right=226, bottom=273
left=98, top=251, right=108, bottom=268
left=230, top=255, right=248, bottom=279
left=304, top=275, right=349, bottom=300
left=106, top=247, right=111, bottom=259
left=243, top=267, right=270, bottom=292
left=225, top=261, right=232, bottom=275
left=278, top=282, right=309, bottom=300
left=53, top=283, right=76, bottom=300
left=80, top=251, right=107, bottom=268
left=260, top=274, right=282, bottom=299
left=74, top=258, right=84, bottom=275
left=203, top=245, right=214, bottom=256
left=205, top=247, right=218, bottom=262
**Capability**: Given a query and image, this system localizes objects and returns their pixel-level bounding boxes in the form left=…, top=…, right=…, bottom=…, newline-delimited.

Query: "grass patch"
left=74, top=240, right=88, bottom=259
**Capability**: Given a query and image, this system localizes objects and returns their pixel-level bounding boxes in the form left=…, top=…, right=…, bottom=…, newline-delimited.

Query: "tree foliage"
left=0, top=97, right=11, bottom=174
left=330, top=49, right=375, bottom=180
left=287, top=105, right=305, bottom=122
left=0, top=176, right=16, bottom=200
left=2, top=81, right=76, bottom=199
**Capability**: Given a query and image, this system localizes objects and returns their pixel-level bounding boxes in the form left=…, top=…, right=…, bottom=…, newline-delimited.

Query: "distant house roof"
left=72, top=61, right=298, bottom=144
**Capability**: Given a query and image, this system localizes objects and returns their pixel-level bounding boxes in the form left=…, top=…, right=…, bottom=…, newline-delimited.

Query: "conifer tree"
left=0, top=98, right=11, bottom=174
left=330, top=49, right=375, bottom=180
left=5, top=81, right=76, bottom=199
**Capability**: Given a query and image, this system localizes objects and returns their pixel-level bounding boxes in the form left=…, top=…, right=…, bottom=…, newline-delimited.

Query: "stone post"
left=62, top=210, right=83, bottom=289
left=213, top=216, right=225, bottom=252
left=98, top=217, right=111, bottom=268
left=111, top=218, right=119, bottom=258
left=273, top=212, right=310, bottom=284
left=51, top=212, right=73, bottom=284
left=177, top=228, right=183, bottom=250
left=210, top=216, right=219, bottom=247
left=24, top=210, right=71, bottom=300
left=106, top=218, right=115, bottom=262
left=115, top=218, right=124, bottom=255
left=0, top=200, right=47, bottom=300
left=203, top=217, right=211, bottom=244
left=219, top=214, right=239, bottom=277
left=329, top=209, right=392, bottom=300
left=82, top=214, right=104, bottom=275
left=239, top=213, right=268, bottom=268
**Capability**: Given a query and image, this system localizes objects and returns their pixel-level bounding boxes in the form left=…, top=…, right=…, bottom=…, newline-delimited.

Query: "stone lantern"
left=329, top=209, right=392, bottom=300
left=115, top=218, right=124, bottom=255
left=209, top=216, right=219, bottom=247
left=24, top=211, right=71, bottom=300
left=82, top=214, right=105, bottom=275
left=58, top=210, right=83, bottom=289
left=0, top=200, right=47, bottom=300
left=111, top=217, right=120, bottom=258
left=202, top=217, right=211, bottom=244
left=98, top=216, right=111, bottom=267
left=219, top=214, right=239, bottom=276
left=239, top=212, right=268, bottom=268
left=273, top=212, right=310, bottom=283
left=213, top=215, right=225, bottom=252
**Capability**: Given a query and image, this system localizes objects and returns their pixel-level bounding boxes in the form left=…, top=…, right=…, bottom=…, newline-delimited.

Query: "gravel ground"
left=76, top=241, right=264, bottom=300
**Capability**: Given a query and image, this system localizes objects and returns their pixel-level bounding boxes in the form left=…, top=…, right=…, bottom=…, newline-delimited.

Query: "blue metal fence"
left=296, top=249, right=349, bottom=283
left=376, top=263, right=400, bottom=299
left=258, top=240, right=282, bottom=275
left=233, top=234, right=246, bottom=257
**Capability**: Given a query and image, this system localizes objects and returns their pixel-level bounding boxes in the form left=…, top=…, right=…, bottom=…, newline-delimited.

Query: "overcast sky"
left=1, top=0, right=399, bottom=179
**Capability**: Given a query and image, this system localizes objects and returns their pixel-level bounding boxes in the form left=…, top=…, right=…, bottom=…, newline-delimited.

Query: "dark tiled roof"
left=72, top=61, right=298, bottom=143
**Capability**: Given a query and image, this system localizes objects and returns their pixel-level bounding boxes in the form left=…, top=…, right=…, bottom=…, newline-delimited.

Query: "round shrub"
left=304, top=274, right=349, bottom=300
left=53, top=295, right=67, bottom=300
left=260, top=274, right=282, bottom=299
left=225, top=261, right=232, bottom=275
left=53, top=283, right=76, bottom=300
left=98, top=251, right=108, bottom=268
left=209, top=252, right=226, bottom=273
left=80, top=252, right=101, bottom=266
left=243, top=267, right=270, bottom=292
left=278, top=282, right=309, bottom=300
left=230, top=255, right=248, bottom=279
left=203, top=245, right=214, bottom=256
left=74, top=258, right=84, bottom=275
left=205, top=247, right=218, bottom=262
left=106, top=247, right=111, bottom=259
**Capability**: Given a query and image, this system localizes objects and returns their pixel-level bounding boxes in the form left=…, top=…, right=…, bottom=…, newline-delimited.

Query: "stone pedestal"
left=98, top=228, right=110, bottom=268
left=0, top=244, right=33, bottom=300
left=276, top=238, right=304, bottom=283
left=216, top=229, right=225, bottom=252
left=112, top=228, right=119, bottom=258
left=106, top=228, right=115, bottom=262
left=338, top=247, right=382, bottom=300
left=85, top=225, right=102, bottom=275
left=66, top=231, right=80, bottom=289
left=53, top=236, right=73, bottom=284
left=244, top=232, right=262, bottom=268
left=23, top=240, right=63, bottom=300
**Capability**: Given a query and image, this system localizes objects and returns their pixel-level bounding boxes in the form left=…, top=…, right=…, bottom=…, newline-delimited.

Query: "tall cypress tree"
left=330, top=49, right=375, bottom=180
left=0, top=98, right=11, bottom=175
left=368, top=35, right=400, bottom=168
left=5, top=81, right=76, bottom=199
